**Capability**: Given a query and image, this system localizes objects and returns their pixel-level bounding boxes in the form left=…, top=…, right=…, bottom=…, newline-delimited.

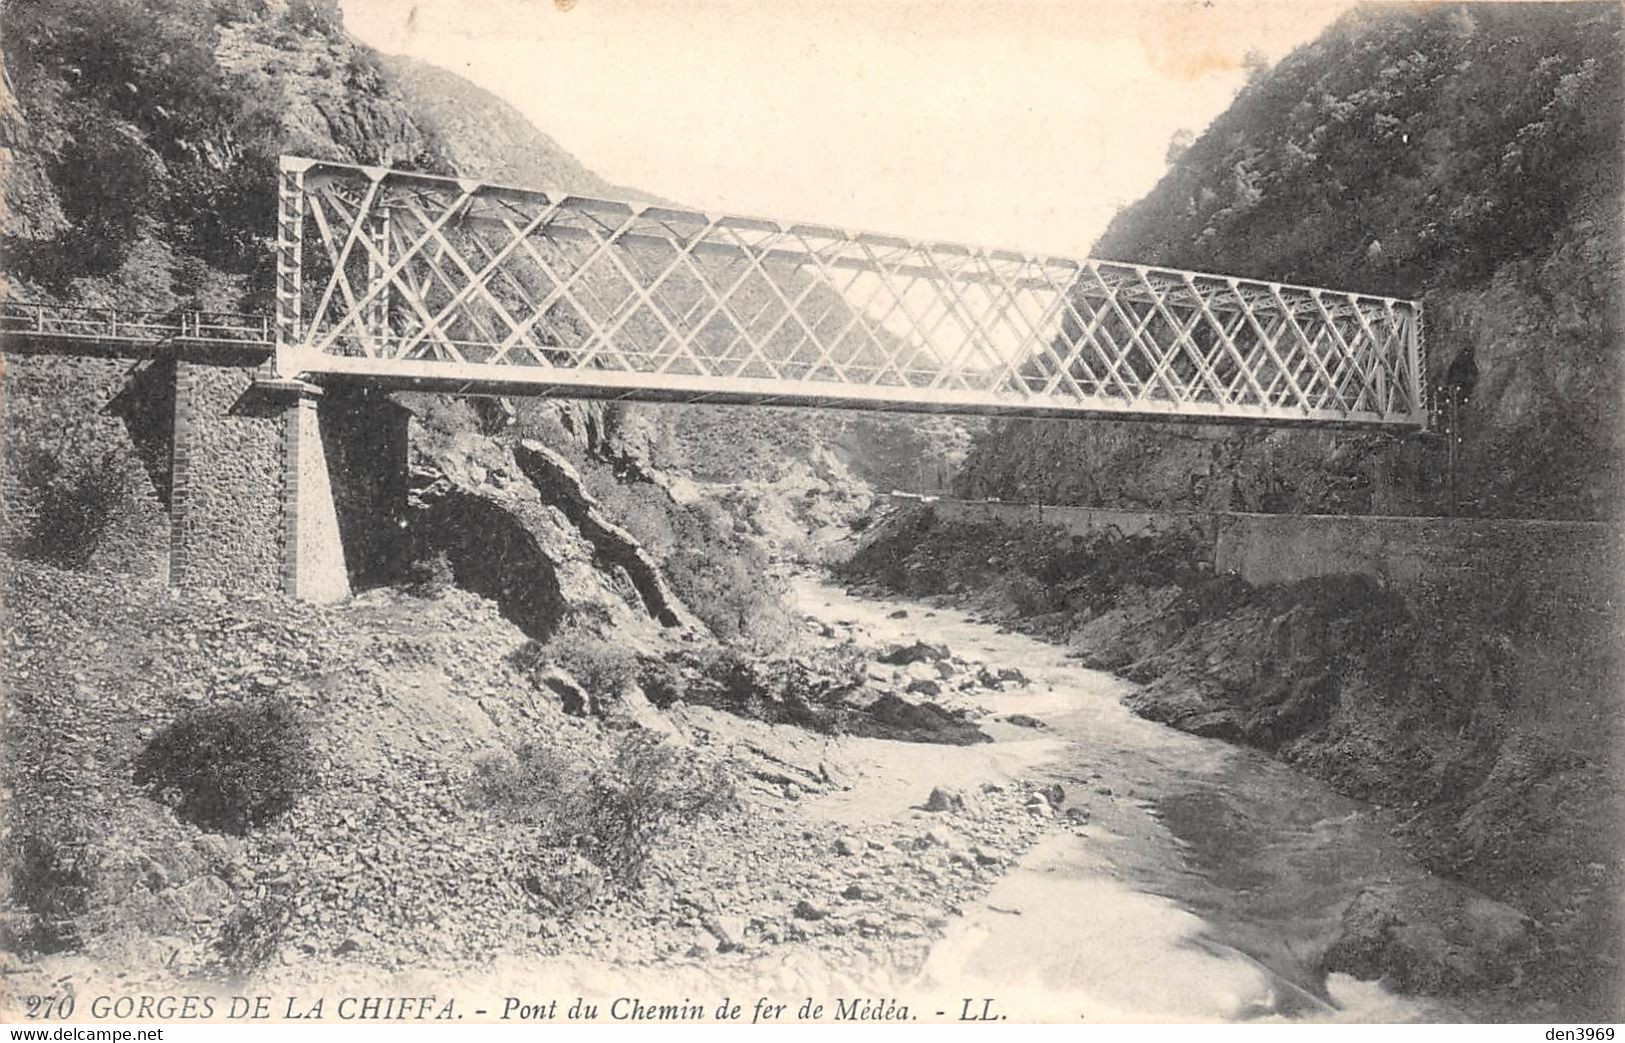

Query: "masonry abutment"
left=166, top=364, right=406, bottom=603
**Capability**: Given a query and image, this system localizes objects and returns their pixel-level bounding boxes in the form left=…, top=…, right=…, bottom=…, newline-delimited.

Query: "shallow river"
left=792, top=575, right=1477, bottom=1023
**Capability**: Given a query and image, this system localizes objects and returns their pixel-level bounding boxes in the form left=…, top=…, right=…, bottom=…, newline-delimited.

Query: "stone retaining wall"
left=921, top=497, right=1219, bottom=561
left=2, top=349, right=386, bottom=601
left=892, top=493, right=1620, bottom=612
left=0, top=354, right=175, bottom=579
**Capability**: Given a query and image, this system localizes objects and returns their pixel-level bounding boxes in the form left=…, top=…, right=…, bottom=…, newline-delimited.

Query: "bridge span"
left=1, top=156, right=1429, bottom=604
left=272, top=157, right=1426, bottom=429
left=2, top=156, right=1427, bottom=430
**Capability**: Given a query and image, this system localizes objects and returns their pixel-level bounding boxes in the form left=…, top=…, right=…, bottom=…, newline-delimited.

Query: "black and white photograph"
left=0, top=0, right=1620, bottom=1029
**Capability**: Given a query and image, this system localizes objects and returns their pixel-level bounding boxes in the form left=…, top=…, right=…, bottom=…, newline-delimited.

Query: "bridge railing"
left=269, top=156, right=1426, bottom=427
left=0, top=301, right=272, bottom=346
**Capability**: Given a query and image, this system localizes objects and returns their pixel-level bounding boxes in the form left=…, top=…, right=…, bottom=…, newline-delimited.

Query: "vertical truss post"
left=365, top=207, right=392, bottom=348
left=1410, top=303, right=1428, bottom=427
left=274, top=156, right=311, bottom=378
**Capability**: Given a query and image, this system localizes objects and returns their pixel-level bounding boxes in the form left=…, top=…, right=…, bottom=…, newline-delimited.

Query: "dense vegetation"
left=963, top=3, right=1622, bottom=519
left=1, top=0, right=448, bottom=306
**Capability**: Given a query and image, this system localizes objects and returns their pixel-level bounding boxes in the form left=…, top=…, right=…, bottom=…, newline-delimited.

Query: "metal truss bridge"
left=3, top=155, right=1428, bottom=429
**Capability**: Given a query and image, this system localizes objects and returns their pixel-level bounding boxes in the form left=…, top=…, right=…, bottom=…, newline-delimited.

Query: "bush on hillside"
left=542, top=626, right=639, bottom=703
left=15, top=444, right=133, bottom=569
left=473, top=734, right=732, bottom=891
left=402, top=549, right=457, bottom=598
left=511, top=624, right=640, bottom=712
left=208, top=894, right=292, bottom=983
left=666, top=546, right=793, bottom=649
left=134, top=697, right=315, bottom=835
left=2, top=814, right=98, bottom=955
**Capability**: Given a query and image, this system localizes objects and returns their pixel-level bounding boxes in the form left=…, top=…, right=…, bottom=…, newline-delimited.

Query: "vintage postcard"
left=0, top=0, right=1620, bottom=1031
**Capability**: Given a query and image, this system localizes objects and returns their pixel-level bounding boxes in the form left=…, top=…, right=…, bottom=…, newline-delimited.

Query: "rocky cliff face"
left=960, top=3, right=1622, bottom=520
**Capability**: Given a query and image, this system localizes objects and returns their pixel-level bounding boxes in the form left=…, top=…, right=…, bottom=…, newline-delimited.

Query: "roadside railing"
left=0, top=301, right=272, bottom=346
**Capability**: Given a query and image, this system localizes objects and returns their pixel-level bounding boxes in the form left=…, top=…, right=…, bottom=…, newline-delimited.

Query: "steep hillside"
left=380, top=55, right=621, bottom=196
left=2, top=0, right=449, bottom=310
left=960, top=2, right=1623, bottom=520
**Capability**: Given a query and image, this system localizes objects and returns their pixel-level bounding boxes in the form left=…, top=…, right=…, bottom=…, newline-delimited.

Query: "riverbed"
left=788, top=574, right=1475, bottom=1023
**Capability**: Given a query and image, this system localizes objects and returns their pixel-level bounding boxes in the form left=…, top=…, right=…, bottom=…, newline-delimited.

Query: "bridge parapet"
left=273, top=155, right=1427, bottom=429
left=0, top=301, right=272, bottom=362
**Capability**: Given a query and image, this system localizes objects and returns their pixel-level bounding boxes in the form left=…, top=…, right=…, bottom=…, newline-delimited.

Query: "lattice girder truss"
left=275, top=156, right=1426, bottom=428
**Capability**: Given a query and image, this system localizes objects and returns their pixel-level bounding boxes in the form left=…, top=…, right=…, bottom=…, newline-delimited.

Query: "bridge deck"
left=300, top=354, right=1420, bottom=429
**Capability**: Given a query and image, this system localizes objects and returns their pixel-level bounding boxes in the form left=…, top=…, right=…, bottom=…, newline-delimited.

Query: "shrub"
left=635, top=656, right=687, bottom=709
left=134, top=697, right=315, bottom=835
left=283, top=0, right=343, bottom=36
left=3, top=818, right=98, bottom=954
left=582, top=735, right=732, bottom=888
left=474, top=735, right=732, bottom=891
left=16, top=444, right=132, bottom=569
left=472, top=743, right=574, bottom=815
left=209, top=894, right=291, bottom=982
left=550, top=626, right=639, bottom=701
left=667, top=546, right=795, bottom=651
left=403, top=549, right=456, bottom=598
left=1005, top=573, right=1055, bottom=616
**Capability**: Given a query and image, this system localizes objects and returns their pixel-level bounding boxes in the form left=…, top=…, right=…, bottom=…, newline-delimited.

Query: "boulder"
left=1319, top=883, right=1535, bottom=995
left=536, top=667, right=590, bottom=716
left=904, top=661, right=940, bottom=683
left=924, top=786, right=966, bottom=813
left=906, top=678, right=942, bottom=697
left=877, top=642, right=951, bottom=665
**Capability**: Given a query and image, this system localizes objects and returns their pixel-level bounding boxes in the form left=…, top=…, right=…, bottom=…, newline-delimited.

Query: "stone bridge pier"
left=1, top=351, right=408, bottom=602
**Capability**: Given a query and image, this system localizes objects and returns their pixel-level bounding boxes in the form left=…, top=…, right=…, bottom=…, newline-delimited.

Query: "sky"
left=342, top=0, right=1349, bottom=259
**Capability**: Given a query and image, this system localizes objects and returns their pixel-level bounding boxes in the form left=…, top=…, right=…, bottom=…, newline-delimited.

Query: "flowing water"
left=792, top=575, right=1479, bottom=1023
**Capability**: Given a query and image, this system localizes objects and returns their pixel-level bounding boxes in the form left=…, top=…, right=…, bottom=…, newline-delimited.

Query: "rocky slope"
left=379, top=54, right=621, bottom=197
left=959, top=3, right=1622, bottom=520
left=0, top=0, right=1015, bottom=997
left=0, top=557, right=1063, bottom=991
